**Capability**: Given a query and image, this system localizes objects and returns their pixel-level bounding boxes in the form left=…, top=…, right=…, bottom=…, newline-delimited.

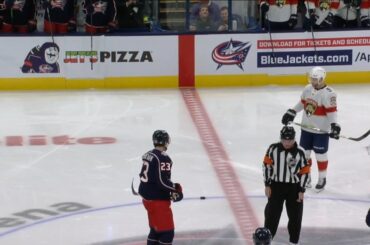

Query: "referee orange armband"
left=263, top=156, right=273, bottom=165
left=299, top=165, right=310, bottom=174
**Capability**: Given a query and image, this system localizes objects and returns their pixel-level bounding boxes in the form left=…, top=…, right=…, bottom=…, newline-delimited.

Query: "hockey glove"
left=27, top=20, right=37, bottom=33
left=281, top=109, right=296, bottom=125
left=260, top=2, right=269, bottom=13
left=309, top=9, right=318, bottom=26
left=106, top=21, right=117, bottom=33
left=321, top=12, right=333, bottom=28
left=288, top=14, right=298, bottom=29
left=360, top=16, right=370, bottom=28
left=68, top=19, right=76, bottom=32
left=170, top=183, right=183, bottom=202
left=329, top=123, right=341, bottom=139
left=85, top=4, right=94, bottom=14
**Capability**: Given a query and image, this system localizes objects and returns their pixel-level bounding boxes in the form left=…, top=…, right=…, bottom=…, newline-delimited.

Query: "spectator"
left=116, top=0, right=146, bottom=30
left=83, top=0, right=117, bottom=34
left=189, top=4, right=216, bottom=31
left=42, top=0, right=77, bottom=34
left=260, top=0, right=298, bottom=31
left=190, top=0, right=220, bottom=24
left=217, top=6, right=244, bottom=31
left=2, top=0, right=37, bottom=33
left=304, top=0, right=337, bottom=30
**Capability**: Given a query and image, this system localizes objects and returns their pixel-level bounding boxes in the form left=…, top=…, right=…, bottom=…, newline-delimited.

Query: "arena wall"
left=1, top=30, right=370, bottom=90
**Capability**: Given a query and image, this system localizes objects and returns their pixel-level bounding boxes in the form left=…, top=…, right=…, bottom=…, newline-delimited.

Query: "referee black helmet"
left=253, top=227, right=272, bottom=245
left=280, top=126, right=296, bottom=140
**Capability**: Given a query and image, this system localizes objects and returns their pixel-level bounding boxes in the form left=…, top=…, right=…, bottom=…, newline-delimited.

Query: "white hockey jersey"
left=305, top=0, right=336, bottom=25
left=293, top=84, right=338, bottom=133
left=332, top=0, right=361, bottom=21
left=260, top=0, right=298, bottom=22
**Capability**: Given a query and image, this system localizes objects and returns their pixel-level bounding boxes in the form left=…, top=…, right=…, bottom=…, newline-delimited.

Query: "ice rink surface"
left=0, top=85, right=369, bottom=245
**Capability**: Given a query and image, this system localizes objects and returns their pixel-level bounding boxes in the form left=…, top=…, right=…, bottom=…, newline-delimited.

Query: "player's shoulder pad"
left=325, top=86, right=336, bottom=94
left=142, top=152, right=154, bottom=162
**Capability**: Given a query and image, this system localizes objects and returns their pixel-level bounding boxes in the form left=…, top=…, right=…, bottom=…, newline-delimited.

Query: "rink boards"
left=0, top=31, right=370, bottom=89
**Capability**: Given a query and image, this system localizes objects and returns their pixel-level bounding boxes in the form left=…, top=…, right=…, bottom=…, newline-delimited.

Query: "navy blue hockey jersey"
left=138, top=149, right=176, bottom=200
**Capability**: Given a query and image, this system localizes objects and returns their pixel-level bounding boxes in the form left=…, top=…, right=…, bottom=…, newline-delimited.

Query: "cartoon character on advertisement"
left=21, top=42, right=60, bottom=73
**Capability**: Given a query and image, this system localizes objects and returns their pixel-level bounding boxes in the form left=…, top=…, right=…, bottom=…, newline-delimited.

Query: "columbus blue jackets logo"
left=212, top=39, right=251, bottom=70
left=21, top=42, right=60, bottom=73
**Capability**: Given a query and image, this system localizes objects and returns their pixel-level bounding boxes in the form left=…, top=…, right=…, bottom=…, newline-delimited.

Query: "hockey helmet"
left=308, top=66, right=326, bottom=86
left=280, top=126, right=296, bottom=140
left=252, top=227, right=272, bottom=245
left=152, top=130, right=170, bottom=148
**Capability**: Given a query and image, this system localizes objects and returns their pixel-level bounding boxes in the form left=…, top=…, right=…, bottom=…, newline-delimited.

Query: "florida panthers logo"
left=212, top=39, right=251, bottom=71
left=319, top=0, right=330, bottom=10
left=304, top=99, right=318, bottom=117
left=275, top=0, right=286, bottom=7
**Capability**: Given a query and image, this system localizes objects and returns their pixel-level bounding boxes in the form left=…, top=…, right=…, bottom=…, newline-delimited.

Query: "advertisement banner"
left=0, top=35, right=179, bottom=79
left=196, top=30, right=370, bottom=75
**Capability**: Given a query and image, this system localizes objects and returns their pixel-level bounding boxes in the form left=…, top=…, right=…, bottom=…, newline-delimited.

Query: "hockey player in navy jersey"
left=2, top=0, right=37, bottom=33
left=42, top=0, right=77, bottom=33
left=138, top=130, right=183, bottom=245
left=83, top=0, right=117, bottom=34
left=282, top=67, right=341, bottom=192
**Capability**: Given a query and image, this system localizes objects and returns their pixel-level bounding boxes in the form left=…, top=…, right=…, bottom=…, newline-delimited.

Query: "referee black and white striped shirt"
left=263, top=142, right=310, bottom=191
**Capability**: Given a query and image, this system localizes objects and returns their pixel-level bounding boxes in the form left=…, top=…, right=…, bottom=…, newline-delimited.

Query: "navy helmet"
left=152, top=130, right=170, bottom=147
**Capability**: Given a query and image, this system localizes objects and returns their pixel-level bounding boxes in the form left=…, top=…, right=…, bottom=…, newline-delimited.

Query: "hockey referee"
left=262, top=126, right=310, bottom=245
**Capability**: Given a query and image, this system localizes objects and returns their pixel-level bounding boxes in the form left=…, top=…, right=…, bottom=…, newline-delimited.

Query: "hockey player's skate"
left=315, top=178, right=326, bottom=192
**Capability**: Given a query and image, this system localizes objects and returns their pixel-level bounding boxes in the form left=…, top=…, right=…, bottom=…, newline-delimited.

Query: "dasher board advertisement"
left=0, top=35, right=178, bottom=79
left=196, top=30, right=370, bottom=75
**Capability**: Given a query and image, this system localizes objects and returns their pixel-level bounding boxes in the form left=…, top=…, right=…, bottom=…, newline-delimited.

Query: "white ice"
left=0, top=85, right=369, bottom=245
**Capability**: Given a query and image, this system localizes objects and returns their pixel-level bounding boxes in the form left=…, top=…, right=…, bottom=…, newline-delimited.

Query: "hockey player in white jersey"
left=303, top=0, right=338, bottom=30
left=281, top=66, right=341, bottom=191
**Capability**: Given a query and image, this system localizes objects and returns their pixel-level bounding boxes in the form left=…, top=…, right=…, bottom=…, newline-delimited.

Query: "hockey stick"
left=291, top=122, right=370, bottom=141
left=131, top=178, right=139, bottom=196
left=307, top=6, right=317, bottom=59
left=266, top=13, right=275, bottom=58
left=131, top=178, right=207, bottom=200
left=90, top=11, right=94, bottom=70
left=45, top=6, right=55, bottom=44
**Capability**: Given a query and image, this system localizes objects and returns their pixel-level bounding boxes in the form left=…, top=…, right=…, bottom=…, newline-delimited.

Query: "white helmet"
left=309, top=66, right=326, bottom=81
left=308, top=66, right=326, bottom=88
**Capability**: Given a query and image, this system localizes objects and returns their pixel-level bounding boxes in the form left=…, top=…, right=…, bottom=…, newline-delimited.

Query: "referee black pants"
left=264, top=182, right=303, bottom=244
